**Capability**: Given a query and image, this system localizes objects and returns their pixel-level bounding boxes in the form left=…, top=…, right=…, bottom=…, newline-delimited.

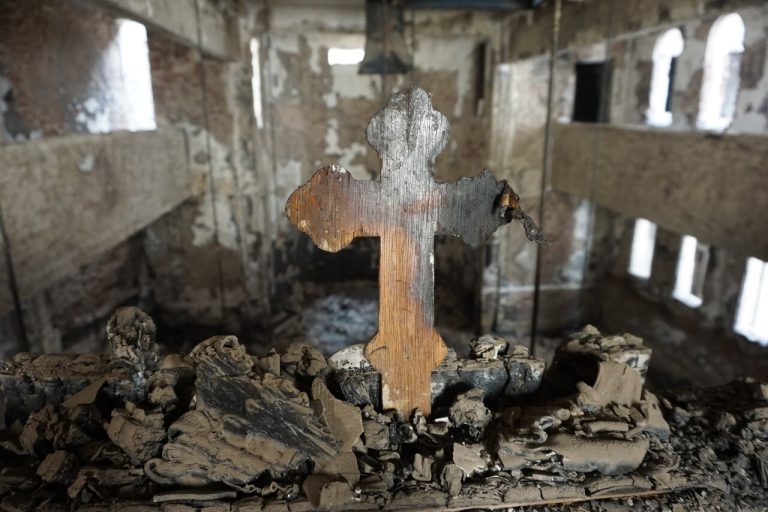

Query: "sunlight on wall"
left=735, top=257, right=768, bottom=346
left=328, top=47, right=365, bottom=66
left=673, top=235, right=704, bottom=308
left=629, top=218, right=657, bottom=279
left=250, top=38, right=264, bottom=129
left=79, top=18, right=156, bottom=133
left=646, top=28, right=684, bottom=127
left=697, top=13, right=745, bottom=132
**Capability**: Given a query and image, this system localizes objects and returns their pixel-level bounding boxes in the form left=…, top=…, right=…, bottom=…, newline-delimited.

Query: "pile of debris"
left=0, top=308, right=766, bottom=511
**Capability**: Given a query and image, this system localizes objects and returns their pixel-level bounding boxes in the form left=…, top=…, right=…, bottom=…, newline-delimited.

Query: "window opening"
left=78, top=18, right=156, bottom=133
left=328, top=48, right=365, bottom=66
left=697, top=13, right=745, bottom=131
left=572, top=61, right=612, bottom=123
left=646, top=28, right=684, bottom=127
left=628, top=218, right=657, bottom=279
left=673, top=235, right=708, bottom=308
left=734, top=257, right=768, bottom=346
left=250, top=38, right=264, bottom=129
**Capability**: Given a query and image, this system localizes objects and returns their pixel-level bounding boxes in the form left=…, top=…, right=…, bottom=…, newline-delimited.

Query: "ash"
left=0, top=308, right=765, bottom=511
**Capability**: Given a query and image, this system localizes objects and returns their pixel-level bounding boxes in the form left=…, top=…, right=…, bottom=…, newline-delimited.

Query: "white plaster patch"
left=329, top=343, right=373, bottom=371
left=75, top=97, right=111, bottom=134
left=414, top=37, right=476, bottom=117
left=78, top=154, right=95, bottom=173
left=269, top=35, right=300, bottom=99
left=323, top=91, right=337, bottom=108
left=329, top=64, right=380, bottom=101
left=324, top=117, right=370, bottom=179
left=309, top=39, right=323, bottom=75
left=275, top=159, right=303, bottom=208
left=732, top=88, right=768, bottom=133
left=171, top=122, right=241, bottom=251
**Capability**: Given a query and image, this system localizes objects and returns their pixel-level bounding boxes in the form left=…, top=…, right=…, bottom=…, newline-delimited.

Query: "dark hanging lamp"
left=359, top=0, right=412, bottom=75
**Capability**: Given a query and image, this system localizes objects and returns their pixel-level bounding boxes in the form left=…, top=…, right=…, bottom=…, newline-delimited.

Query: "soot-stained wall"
left=263, top=6, right=505, bottom=353
left=496, top=0, right=768, bottom=386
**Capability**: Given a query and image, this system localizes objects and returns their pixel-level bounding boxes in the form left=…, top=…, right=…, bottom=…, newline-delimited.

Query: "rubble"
left=281, top=342, right=328, bottom=379
left=333, top=340, right=545, bottom=410
left=0, top=308, right=766, bottom=511
left=107, top=307, right=159, bottom=374
left=0, top=352, right=115, bottom=422
left=562, top=325, right=652, bottom=376
left=440, top=463, right=464, bottom=496
left=449, top=387, right=493, bottom=438
left=301, top=475, right=354, bottom=510
left=310, top=378, right=363, bottom=451
left=469, top=334, right=507, bottom=360
left=37, top=450, right=79, bottom=484
left=105, top=402, right=165, bottom=464
left=145, top=336, right=339, bottom=490
left=452, top=442, right=487, bottom=477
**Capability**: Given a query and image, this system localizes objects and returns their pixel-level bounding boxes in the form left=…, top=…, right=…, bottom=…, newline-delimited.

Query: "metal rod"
left=530, top=0, right=562, bottom=355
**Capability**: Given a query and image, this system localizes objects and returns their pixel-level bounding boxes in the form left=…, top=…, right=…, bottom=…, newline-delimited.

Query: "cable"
left=577, top=0, right=618, bottom=323
left=529, top=0, right=562, bottom=355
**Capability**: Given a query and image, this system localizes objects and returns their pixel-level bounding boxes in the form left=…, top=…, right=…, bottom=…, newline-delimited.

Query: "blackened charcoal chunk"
left=107, top=307, right=158, bottom=373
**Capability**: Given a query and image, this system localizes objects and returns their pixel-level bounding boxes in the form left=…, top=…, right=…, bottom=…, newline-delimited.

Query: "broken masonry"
left=2, top=306, right=766, bottom=510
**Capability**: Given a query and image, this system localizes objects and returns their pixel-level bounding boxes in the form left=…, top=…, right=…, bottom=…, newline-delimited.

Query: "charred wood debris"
left=0, top=308, right=766, bottom=511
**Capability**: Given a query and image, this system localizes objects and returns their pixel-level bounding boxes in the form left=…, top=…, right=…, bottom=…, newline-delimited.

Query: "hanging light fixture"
left=359, top=0, right=412, bottom=75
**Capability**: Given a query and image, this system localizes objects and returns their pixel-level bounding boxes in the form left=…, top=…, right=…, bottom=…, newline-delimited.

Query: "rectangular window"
left=673, top=235, right=708, bottom=308
left=665, top=57, right=677, bottom=113
left=80, top=18, right=156, bottom=133
left=250, top=38, right=264, bottom=129
left=628, top=218, right=656, bottom=279
left=327, top=48, right=365, bottom=66
left=115, top=19, right=156, bottom=132
left=734, top=257, right=768, bottom=345
left=572, top=61, right=612, bottom=123
left=474, top=40, right=489, bottom=116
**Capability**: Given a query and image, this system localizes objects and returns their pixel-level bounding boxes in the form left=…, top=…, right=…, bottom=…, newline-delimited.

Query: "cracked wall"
left=496, top=0, right=768, bottom=385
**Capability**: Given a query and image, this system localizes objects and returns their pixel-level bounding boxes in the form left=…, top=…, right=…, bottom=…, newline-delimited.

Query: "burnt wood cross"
left=286, top=88, right=544, bottom=416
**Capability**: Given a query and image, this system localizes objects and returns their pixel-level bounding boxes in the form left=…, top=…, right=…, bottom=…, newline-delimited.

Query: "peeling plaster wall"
left=0, top=0, right=152, bottom=354
left=142, top=6, right=273, bottom=349
left=264, top=6, right=504, bottom=350
left=9, top=0, right=764, bottom=368
left=0, top=0, right=267, bottom=355
left=484, top=53, right=591, bottom=341
left=495, top=0, right=768, bottom=383
left=605, top=5, right=768, bottom=133
left=583, top=207, right=768, bottom=388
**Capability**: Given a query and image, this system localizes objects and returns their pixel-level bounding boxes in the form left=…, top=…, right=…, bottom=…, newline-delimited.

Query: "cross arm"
left=436, top=169, right=546, bottom=247
left=285, top=164, right=379, bottom=252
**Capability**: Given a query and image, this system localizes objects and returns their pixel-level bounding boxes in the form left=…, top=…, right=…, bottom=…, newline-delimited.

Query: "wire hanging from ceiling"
left=529, top=0, right=562, bottom=355
left=529, top=0, right=619, bottom=354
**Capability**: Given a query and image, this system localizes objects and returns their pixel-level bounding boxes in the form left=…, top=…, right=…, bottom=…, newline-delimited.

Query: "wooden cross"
left=286, top=88, right=544, bottom=416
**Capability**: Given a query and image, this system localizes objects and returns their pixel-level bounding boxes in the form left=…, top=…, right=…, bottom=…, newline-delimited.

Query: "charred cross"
left=286, top=88, right=543, bottom=416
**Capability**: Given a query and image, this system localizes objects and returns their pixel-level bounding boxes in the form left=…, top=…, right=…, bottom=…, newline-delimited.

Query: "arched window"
left=696, top=13, right=745, bottom=132
left=673, top=235, right=708, bottom=308
left=646, top=28, right=684, bottom=127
